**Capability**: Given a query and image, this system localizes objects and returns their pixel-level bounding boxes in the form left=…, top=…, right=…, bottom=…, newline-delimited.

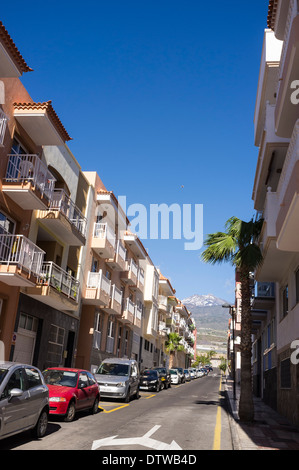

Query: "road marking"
left=91, top=425, right=182, bottom=450
left=98, top=404, right=129, bottom=413
left=144, top=394, right=156, bottom=399
left=213, top=378, right=222, bottom=450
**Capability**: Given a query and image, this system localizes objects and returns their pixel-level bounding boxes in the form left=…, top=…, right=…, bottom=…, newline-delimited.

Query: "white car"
left=169, top=369, right=180, bottom=384
left=188, top=368, right=195, bottom=379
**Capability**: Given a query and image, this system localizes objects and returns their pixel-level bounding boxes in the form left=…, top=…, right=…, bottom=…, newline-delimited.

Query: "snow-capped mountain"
left=182, top=294, right=229, bottom=308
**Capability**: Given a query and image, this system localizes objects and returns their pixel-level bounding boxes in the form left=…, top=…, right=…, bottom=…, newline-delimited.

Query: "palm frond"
left=201, top=231, right=237, bottom=265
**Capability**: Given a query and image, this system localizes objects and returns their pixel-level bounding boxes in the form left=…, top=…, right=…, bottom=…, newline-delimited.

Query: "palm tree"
left=201, top=216, right=263, bottom=422
left=165, top=332, right=184, bottom=369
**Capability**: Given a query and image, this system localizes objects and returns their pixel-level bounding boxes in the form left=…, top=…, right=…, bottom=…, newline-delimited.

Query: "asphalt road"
left=0, top=369, right=233, bottom=451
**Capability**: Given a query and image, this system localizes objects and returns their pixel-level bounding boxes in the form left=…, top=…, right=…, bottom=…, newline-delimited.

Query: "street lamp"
left=222, top=303, right=236, bottom=401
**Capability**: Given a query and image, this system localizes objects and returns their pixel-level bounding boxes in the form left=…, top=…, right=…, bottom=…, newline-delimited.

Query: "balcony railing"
left=128, top=258, right=138, bottom=277
left=135, top=304, right=143, bottom=321
left=124, top=298, right=135, bottom=315
left=49, top=189, right=87, bottom=238
left=0, top=234, right=45, bottom=277
left=111, top=284, right=122, bottom=305
left=5, top=154, right=56, bottom=200
left=116, top=240, right=127, bottom=261
left=0, top=108, right=8, bottom=146
left=93, top=222, right=116, bottom=247
left=40, top=261, right=79, bottom=302
left=255, top=282, right=275, bottom=298
left=87, top=270, right=111, bottom=295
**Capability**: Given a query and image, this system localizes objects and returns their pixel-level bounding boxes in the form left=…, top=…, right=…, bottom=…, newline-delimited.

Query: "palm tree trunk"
left=169, top=352, right=175, bottom=369
left=238, top=267, right=254, bottom=422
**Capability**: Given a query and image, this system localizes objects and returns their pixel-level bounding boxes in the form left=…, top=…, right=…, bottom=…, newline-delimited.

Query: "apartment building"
left=76, top=174, right=147, bottom=372
left=0, top=22, right=91, bottom=371
left=251, top=0, right=299, bottom=424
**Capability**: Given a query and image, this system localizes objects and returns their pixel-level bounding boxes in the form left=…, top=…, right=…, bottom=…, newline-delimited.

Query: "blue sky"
left=2, top=0, right=269, bottom=303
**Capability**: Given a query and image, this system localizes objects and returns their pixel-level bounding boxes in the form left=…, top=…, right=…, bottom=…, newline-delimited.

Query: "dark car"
left=153, top=367, right=171, bottom=389
left=139, top=369, right=162, bottom=392
left=43, top=367, right=100, bottom=422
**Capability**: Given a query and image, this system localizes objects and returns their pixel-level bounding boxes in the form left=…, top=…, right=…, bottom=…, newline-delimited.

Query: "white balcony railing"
left=128, top=258, right=138, bottom=277
left=87, top=270, right=111, bottom=295
left=0, top=234, right=45, bottom=277
left=138, top=268, right=145, bottom=286
left=135, top=304, right=143, bottom=320
left=40, top=261, right=79, bottom=302
left=49, top=189, right=87, bottom=238
left=93, top=222, right=116, bottom=247
left=5, top=154, right=56, bottom=200
left=116, top=240, right=127, bottom=261
left=124, top=298, right=135, bottom=315
left=111, top=284, right=122, bottom=305
left=0, top=108, right=8, bottom=146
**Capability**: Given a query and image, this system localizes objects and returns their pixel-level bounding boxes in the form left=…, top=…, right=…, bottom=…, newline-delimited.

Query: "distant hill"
left=182, top=294, right=231, bottom=331
left=182, top=294, right=231, bottom=353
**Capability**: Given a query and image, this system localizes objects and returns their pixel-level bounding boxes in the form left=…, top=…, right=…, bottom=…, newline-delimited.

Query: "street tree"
left=201, top=216, right=263, bottom=422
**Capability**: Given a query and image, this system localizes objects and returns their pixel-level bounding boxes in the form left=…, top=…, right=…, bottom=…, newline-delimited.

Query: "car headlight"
left=50, top=397, right=67, bottom=402
left=149, top=381, right=157, bottom=384
left=116, top=382, right=126, bottom=387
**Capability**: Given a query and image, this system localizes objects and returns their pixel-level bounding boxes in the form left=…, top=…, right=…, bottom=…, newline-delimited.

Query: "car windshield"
left=43, top=369, right=78, bottom=387
left=97, top=363, right=129, bottom=376
left=170, top=370, right=177, bottom=375
left=0, top=368, right=8, bottom=385
left=155, top=368, right=165, bottom=373
left=142, top=371, right=156, bottom=378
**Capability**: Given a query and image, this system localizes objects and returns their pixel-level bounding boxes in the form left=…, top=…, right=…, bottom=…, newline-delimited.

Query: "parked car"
left=200, top=368, right=208, bottom=376
left=43, top=367, right=100, bottom=422
left=95, top=358, right=140, bottom=402
left=139, top=369, right=162, bottom=392
left=0, top=362, right=49, bottom=441
left=188, top=368, right=195, bottom=379
left=172, top=367, right=185, bottom=383
left=205, top=366, right=213, bottom=372
left=153, top=367, right=171, bottom=389
left=169, top=369, right=180, bottom=384
left=198, top=369, right=206, bottom=377
left=184, top=369, right=191, bottom=381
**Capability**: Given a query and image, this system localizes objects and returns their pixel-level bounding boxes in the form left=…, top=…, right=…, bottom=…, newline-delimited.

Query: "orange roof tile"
left=13, top=101, right=72, bottom=142
left=267, top=0, right=278, bottom=30
left=0, top=21, right=33, bottom=73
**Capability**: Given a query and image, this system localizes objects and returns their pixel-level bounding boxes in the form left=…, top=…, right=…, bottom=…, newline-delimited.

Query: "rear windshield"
left=97, top=363, right=129, bottom=376
left=170, top=370, right=178, bottom=374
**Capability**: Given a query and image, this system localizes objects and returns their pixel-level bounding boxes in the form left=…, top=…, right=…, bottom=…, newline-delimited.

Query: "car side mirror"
left=78, top=382, right=87, bottom=389
left=9, top=388, right=23, bottom=400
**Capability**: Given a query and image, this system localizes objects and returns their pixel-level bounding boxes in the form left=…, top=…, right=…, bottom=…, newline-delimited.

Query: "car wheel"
left=64, top=401, right=76, bottom=422
left=91, top=396, right=99, bottom=414
left=124, top=388, right=131, bottom=403
left=31, top=409, right=48, bottom=439
left=155, top=383, right=160, bottom=392
left=135, top=388, right=140, bottom=399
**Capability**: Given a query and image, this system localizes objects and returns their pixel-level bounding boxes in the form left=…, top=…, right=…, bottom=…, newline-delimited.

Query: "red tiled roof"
left=267, top=0, right=278, bottom=30
left=0, top=21, right=33, bottom=73
left=13, top=101, right=72, bottom=142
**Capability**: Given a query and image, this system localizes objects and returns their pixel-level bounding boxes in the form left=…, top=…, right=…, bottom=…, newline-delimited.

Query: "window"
left=0, top=210, right=15, bottom=235
left=93, top=312, right=102, bottom=350
left=47, top=324, right=65, bottom=365
left=282, top=286, right=288, bottom=319
left=25, top=367, right=42, bottom=388
left=19, top=313, right=38, bottom=333
left=280, top=358, right=291, bottom=389
left=2, top=368, right=27, bottom=399
left=79, top=372, right=88, bottom=387
left=0, top=107, right=8, bottom=146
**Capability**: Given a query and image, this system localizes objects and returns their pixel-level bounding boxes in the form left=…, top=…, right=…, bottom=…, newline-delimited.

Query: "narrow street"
left=0, top=370, right=232, bottom=451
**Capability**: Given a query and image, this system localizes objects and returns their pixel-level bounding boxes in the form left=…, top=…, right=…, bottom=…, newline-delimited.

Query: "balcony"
left=37, top=189, right=87, bottom=246
left=254, top=29, right=282, bottom=147
left=24, top=261, right=80, bottom=311
left=102, top=284, right=122, bottom=316
left=132, top=267, right=145, bottom=293
left=252, top=282, right=275, bottom=310
left=83, top=270, right=111, bottom=307
left=106, top=240, right=127, bottom=271
left=275, top=2, right=299, bottom=138
left=158, top=321, right=170, bottom=337
left=2, top=154, right=56, bottom=210
left=120, top=258, right=138, bottom=285
left=276, top=121, right=299, bottom=250
left=122, top=298, right=135, bottom=324
left=91, top=222, right=116, bottom=259
left=0, top=234, right=45, bottom=286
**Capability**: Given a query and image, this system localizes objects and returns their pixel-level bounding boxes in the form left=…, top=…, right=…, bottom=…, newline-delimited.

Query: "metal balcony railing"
left=5, top=154, right=56, bottom=200
left=40, top=261, right=80, bottom=302
left=49, top=189, right=87, bottom=238
left=87, top=270, right=111, bottom=295
left=0, top=234, right=45, bottom=277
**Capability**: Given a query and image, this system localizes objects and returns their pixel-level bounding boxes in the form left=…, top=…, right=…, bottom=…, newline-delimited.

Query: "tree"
left=165, top=332, right=184, bottom=369
left=201, top=216, right=263, bottom=422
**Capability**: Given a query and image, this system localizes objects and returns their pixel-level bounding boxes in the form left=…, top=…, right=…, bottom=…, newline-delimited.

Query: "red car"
left=43, top=367, right=100, bottom=422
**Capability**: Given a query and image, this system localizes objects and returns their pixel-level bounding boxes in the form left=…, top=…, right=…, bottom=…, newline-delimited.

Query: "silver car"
left=0, top=362, right=49, bottom=441
left=95, top=358, right=140, bottom=402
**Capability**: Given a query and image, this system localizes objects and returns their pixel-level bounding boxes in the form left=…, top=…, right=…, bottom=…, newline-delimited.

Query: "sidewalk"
left=224, top=376, right=299, bottom=450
